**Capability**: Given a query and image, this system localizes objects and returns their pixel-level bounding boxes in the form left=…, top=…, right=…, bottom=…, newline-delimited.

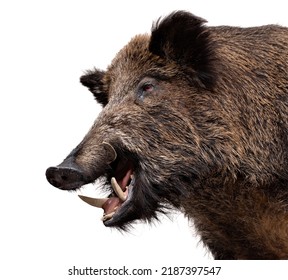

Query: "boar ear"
left=149, top=11, right=216, bottom=89
left=80, top=69, right=108, bottom=106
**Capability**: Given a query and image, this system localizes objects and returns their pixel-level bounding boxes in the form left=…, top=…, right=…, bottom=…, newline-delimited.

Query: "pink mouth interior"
left=102, top=160, right=134, bottom=216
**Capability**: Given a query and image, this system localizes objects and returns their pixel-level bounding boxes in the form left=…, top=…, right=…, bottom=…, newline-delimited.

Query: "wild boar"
left=46, top=11, right=288, bottom=259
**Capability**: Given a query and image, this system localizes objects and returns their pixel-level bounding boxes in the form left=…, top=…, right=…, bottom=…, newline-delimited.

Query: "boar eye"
left=142, top=83, right=155, bottom=93
left=137, top=81, right=156, bottom=101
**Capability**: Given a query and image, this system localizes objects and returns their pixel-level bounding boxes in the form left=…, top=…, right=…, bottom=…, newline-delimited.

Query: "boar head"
left=46, top=11, right=219, bottom=229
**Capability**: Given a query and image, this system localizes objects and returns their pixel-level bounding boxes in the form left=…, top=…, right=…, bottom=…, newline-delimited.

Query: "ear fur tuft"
left=80, top=69, right=108, bottom=106
left=149, top=11, right=216, bottom=89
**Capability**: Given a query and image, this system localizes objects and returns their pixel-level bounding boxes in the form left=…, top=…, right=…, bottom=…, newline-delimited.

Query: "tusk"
left=111, top=177, right=127, bottom=202
left=101, top=212, right=115, bottom=221
left=102, top=142, right=117, bottom=163
left=78, top=195, right=108, bottom=208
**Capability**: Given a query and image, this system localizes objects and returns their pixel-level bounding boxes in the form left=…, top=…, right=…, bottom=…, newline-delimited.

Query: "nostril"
left=61, top=175, right=68, bottom=181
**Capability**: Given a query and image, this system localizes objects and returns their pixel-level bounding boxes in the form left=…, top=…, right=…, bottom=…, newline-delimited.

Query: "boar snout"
left=46, top=142, right=117, bottom=190
left=46, top=158, right=89, bottom=190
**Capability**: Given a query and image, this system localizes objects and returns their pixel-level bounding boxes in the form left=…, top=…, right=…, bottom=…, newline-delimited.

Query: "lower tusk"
left=111, top=177, right=127, bottom=202
left=78, top=195, right=108, bottom=208
left=101, top=212, right=115, bottom=221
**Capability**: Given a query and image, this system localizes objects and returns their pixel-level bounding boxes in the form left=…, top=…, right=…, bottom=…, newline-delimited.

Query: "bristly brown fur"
left=149, top=11, right=217, bottom=89
left=52, top=11, right=288, bottom=259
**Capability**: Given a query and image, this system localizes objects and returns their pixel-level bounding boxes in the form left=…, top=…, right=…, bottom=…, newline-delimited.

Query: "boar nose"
left=46, top=142, right=117, bottom=190
left=46, top=165, right=86, bottom=190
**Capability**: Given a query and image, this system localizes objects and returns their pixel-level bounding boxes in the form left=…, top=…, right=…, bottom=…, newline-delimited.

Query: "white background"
left=1, top=0, right=288, bottom=279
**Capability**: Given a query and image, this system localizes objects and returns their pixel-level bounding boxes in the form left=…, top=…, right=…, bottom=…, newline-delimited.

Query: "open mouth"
left=46, top=142, right=140, bottom=226
left=78, top=156, right=135, bottom=224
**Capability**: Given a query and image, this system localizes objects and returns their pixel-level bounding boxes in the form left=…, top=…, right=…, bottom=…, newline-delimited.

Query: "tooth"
left=78, top=195, right=108, bottom=208
left=102, top=142, right=117, bottom=163
left=111, top=177, right=127, bottom=202
left=101, top=212, right=115, bottom=221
